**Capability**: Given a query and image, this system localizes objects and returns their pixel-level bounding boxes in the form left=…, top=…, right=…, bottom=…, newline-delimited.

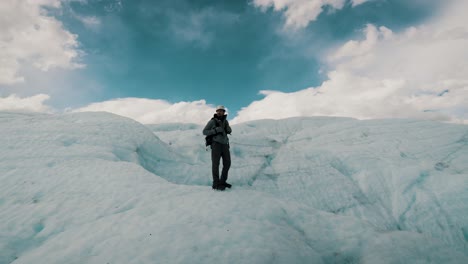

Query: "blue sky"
left=1, top=0, right=467, bottom=124
left=55, top=0, right=435, bottom=110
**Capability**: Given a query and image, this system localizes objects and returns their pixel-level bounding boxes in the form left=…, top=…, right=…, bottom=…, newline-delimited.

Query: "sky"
left=1, top=0, right=467, bottom=124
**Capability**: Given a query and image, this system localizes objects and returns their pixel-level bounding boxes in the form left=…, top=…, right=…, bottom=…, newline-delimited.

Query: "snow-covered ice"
left=0, top=111, right=467, bottom=263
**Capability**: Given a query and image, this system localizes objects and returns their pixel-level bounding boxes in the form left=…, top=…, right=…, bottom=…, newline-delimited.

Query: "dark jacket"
left=203, top=114, right=232, bottom=145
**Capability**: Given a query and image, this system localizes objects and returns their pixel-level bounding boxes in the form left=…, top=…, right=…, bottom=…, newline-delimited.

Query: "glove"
left=214, top=127, right=224, bottom=133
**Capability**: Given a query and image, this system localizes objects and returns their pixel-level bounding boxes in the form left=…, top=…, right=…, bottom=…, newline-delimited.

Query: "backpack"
left=205, top=134, right=214, bottom=147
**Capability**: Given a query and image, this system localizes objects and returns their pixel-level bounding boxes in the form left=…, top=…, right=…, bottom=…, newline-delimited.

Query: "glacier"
left=0, top=111, right=467, bottom=264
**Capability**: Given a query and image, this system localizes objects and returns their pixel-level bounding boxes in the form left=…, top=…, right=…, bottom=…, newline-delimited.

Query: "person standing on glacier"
left=203, top=105, right=232, bottom=191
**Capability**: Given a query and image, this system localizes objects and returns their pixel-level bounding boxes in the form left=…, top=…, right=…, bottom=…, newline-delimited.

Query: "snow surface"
left=1, top=111, right=467, bottom=264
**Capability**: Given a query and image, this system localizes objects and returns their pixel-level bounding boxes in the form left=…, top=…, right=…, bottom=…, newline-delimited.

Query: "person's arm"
left=225, top=120, right=232, bottom=134
left=203, top=119, right=222, bottom=136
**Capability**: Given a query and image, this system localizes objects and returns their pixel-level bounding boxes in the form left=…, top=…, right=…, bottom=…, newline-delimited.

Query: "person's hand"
left=214, top=127, right=224, bottom=133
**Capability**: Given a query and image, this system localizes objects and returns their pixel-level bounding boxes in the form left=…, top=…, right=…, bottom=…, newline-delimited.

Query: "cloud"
left=253, top=0, right=371, bottom=29
left=233, top=0, right=468, bottom=124
left=103, top=0, right=123, bottom=12
left=76, top=15, right=101, bottom=31
left=170, top=10, right=214, bottom=48
left=0, top=0, right=83, bottom=85
left=0, top=94, right=224, bottom=125
left=73, top=98, right=220, bottom=125
left=0, top=94, right=52, bottom=112
left=168, top=7, right=239, bottom=48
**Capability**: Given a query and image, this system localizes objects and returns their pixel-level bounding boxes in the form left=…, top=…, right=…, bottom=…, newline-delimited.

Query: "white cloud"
left=234, top=0, right=468, bottom=124
left=168, top=7, right=238, bottom=48
left=171, top=12, right=214, bottom=48
left=76, top=15, right=101, bottom=30
left=351, top=0, right=369, bottom=6
left=104, top=0, right=123, bottom=12
left=0, top=94, right=52, bottom=112
left=74, top=98, right=220, bottom=125
left=0, top=95, right=225, bottom=125
left=253, top=0, right=371, bottom=29
left=0, top=0, right=83, bottom=85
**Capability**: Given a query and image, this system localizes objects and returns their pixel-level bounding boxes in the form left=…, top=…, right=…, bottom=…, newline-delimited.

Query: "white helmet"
left=216, top=105, right=226, bottom=111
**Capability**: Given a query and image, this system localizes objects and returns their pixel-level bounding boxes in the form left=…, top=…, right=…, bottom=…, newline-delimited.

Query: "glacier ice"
left=0, top=112, right=467, bottom=263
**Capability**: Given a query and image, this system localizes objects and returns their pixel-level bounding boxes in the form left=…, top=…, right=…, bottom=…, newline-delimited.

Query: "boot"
left=212, top=182, right=225, bottom=191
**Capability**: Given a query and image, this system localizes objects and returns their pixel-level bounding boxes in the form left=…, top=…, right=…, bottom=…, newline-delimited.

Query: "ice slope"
left=0, top=111, right=467, bottom=264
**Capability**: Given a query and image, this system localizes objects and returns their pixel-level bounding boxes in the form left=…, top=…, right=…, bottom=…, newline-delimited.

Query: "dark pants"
left=211, top=142, right=231, bottom=185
